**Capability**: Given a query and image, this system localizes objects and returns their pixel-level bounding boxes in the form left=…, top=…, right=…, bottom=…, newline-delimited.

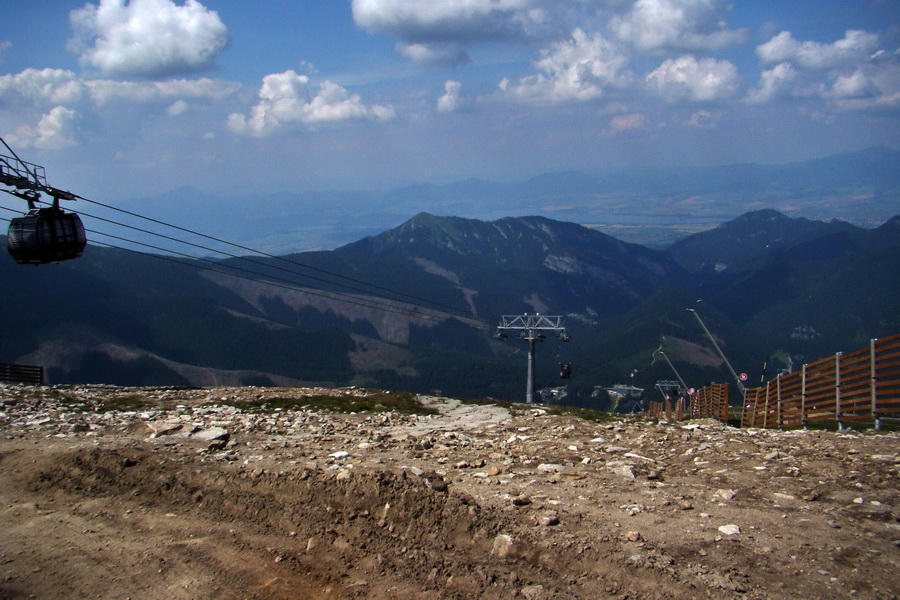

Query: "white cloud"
left=684, top=109, right=720, bottom=128
left=166, top=99, right=190, bottom=116
left=600, top=112, right=649, bottom=136
left=86, top=77, right=240, bottom=105
left=8, top=106, right=80, bottom=150
left=501, top=29, right=632, bottom=104
left=829, top=51, right=900, bottom=111
left=437, top=80, right=464, bottom=112
left=830, top=70, right=879, bottom=99
left=397, top=42, right=470, bottom=67
left=611, top=0, right=746, bottom=53
left=228, top=70, right=395, bottom=136
left=352, top=0, right=549, bottom=44
left=68, top=0, right=229, bottom=78
left=0, top=68, right=241, bottom=148
left=645, top=55, right=740, bottom=102
left=745, top=62, right=798, bottom=104
left=0, top=68, right=86, bottom=105
left=756, top=30, right=879, bottom=70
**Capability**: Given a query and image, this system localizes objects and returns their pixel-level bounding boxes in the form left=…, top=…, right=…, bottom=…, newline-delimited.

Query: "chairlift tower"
left=496, top=314, right=569, bottom=404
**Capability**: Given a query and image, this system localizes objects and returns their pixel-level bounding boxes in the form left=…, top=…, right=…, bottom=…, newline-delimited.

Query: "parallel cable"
left=86, top=226, right=485, bottom=328
left=0, top=207, right=492, bottom=331
left=73, top=194, right=479, bottom=320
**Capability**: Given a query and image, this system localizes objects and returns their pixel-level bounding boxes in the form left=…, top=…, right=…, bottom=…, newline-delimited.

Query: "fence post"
left=836, top=352, right=843, bottom=430
left=871, top=338, right=880, bottom=430
left=801, top=363, right=808, bottom=429
left=776, top=374, right=782, bottom=429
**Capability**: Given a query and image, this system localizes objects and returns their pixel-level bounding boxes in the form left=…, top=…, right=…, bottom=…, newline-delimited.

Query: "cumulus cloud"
left=600, top=112, right=649, bottom=136
left=750, top=31, right=899, bottom=111
left=611, top=0, right=746, bottom=53
left=437, top=80, right=464, bottom=112
left=745, top=62, right=798, bottom=104
left=67, top=0, right=229, bottom=78
left=352, top=0, right=552, bottom=44
left=227, top=70, right=395, bottom=136
left=500, top=29, right=632, bottom=103
left=756, top=30, right=879, bottom=70
left=829, top=51, right=900, bottom=111
left=397, top=42, right=470, bottom=67
left=645, top=55, right=740, bottom=102
left=0, top=68, right=87, bottom=106
left=8, top=106, right=80, bottom=150
left=0, top=67, right=241, bottom=148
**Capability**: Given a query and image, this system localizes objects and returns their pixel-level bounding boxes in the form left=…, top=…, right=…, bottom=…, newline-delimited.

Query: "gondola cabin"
left=559, top=363, right=572, bottom=379
left=7, top=206, right=86, bottom=264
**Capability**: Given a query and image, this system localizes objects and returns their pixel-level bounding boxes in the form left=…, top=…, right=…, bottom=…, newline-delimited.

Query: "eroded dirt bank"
left=1, top=384, right=899, bottom=599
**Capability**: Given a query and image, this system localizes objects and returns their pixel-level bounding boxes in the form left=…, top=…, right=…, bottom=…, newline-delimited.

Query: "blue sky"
left=1, top=0, right=898, bottom=200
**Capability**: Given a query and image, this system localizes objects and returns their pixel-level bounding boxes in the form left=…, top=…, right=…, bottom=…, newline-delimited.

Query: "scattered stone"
left=718, top=524, right=741, bottom=536
left=422, top=471, right=448, bottom=493
left=520, top=584, right=546, bottom=599
left=539, top=513, right=560, bottom=527
left=491, top=534, right=516, bottom=558
left=609, top=464, right=635, bottom=480
left=537, top=463, right=564, bottom=473
left=626, top=531, right=642, bottom=542
left=192, top=426, right=229, bottom=442
left=512, top=494, right=532, bottom=507
left=716, top=489, right=737, bottom=501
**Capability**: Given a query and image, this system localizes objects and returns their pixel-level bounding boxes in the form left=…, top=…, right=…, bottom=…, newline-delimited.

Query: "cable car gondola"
left=7, top=199, right=87, bottom=264
left=559, top=362, right=572, bottom=379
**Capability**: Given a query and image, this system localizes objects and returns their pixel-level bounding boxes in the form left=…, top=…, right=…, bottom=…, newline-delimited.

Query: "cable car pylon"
left=496, top=314, right=569, bottom=404
left=1, top=136, right=87, bottom=264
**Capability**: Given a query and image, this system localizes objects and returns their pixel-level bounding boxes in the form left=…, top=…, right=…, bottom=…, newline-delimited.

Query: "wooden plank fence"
left=647, top=383, right=729, bottom=423
left=742, top=333, right=900, bottom=429
left=690, top=383, right=730, bottom=422
left=0, top=362, right=45, bottom=385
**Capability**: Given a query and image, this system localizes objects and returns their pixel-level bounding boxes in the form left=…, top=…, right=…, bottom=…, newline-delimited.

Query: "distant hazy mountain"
left=667, top=209, right=863, bottom=273
left=97, top=146, right=900, bottom=255
left=2, top=208, right=897, bottom=407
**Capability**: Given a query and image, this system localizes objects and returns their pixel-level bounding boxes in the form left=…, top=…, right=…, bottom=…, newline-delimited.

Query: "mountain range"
left=81, top=145, right=900, bottom=255
left=2, top=208, right=898, bottom=408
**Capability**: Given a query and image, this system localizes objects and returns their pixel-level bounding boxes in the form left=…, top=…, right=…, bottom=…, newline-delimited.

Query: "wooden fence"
left=0, top=362, right=45, bottom=385
left=647, top=383, right=730, bottom=422
left=690, top=383, right=730, bottom=421
left=742, top=334, right=900, bottom=429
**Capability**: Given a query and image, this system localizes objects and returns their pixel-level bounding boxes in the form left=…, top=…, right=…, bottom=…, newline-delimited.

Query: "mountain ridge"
left=2, top=208, right=898, bottom=407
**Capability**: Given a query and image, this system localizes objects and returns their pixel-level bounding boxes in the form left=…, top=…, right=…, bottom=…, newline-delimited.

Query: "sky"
left=1, top=0, right=898, bottom=201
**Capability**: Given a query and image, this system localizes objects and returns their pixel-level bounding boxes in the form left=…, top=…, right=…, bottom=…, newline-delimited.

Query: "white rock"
left=718, top=524, right=741, bottom=536
left=537, top=463, right=564, bottom=473
left=715, top=489, right=737, bottom=501
left=191, top=426, right=229, bottom=442
left=491, top=534, right=516, bottom=558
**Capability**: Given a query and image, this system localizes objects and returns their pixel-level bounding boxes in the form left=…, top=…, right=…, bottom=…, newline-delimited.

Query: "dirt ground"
left=1, top=384, right=899, bottom=600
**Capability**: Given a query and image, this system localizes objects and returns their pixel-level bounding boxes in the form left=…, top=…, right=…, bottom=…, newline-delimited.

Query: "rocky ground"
left=1, top=384, right=899, bottom=600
